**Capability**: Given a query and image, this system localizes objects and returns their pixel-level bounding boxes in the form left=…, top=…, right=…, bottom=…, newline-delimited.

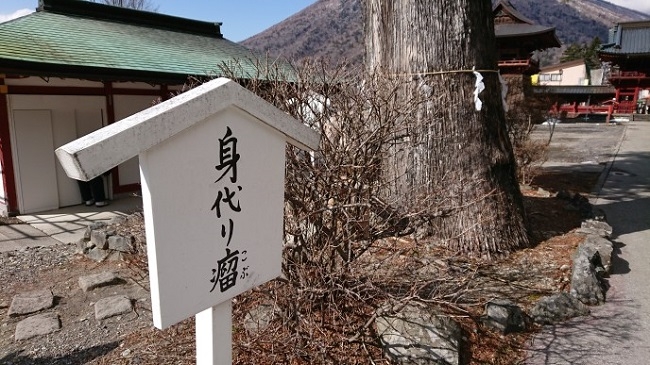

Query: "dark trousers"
left=77, top=176, right=106, bottom=202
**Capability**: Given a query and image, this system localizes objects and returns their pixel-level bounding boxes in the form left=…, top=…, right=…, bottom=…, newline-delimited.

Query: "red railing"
left=554, top=102, right=614, bottom=116
left=616, top=101, right=636, bottom=114
left=498, top=58, right=539, bottom=68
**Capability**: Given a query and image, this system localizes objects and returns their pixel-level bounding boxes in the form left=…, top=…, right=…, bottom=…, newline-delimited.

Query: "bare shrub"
left=208, top=59, right=484, bottom=363
left=117, top=60, right=555, bottom=364
left=502, top=76, right=555, bottom=185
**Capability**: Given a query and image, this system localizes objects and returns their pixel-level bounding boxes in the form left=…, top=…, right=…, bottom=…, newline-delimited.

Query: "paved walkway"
left=527, top=121, right=650, bottom=364
left=0, top=194, right=142, bottom=253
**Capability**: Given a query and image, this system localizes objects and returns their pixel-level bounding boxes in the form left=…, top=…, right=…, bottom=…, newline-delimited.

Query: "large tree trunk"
left=364, top=0, right=529, bottom=256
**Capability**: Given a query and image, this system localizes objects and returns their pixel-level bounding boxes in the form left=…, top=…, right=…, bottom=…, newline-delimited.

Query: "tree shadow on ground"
left=0, top=342, right=119, bottom=365
left=525, top=298, right=643, bottom=364
left=609, top=240, right=630, bottom=275
left=526, top=147, right=650, bottom=364
left=594, top=151, right=650, bottom=238
left=523, top=194, right=584, bottom=247
left=530, top=169, right=601, bottom=196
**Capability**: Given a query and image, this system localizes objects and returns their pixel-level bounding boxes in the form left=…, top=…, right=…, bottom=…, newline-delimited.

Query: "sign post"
left=56, top=78, right=319, bottom=364
left=196, top=302, right=232, bottom=364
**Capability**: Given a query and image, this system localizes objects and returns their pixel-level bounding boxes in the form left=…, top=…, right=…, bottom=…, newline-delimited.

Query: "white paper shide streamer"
left=473, top=67, right=485, bottom=111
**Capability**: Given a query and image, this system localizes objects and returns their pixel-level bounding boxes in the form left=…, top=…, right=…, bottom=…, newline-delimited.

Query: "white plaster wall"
left=3, top=76, right=181, bottom=211
left=539, top=64, right=588, bottom=86
left=113, top=95, right=162, bottom=186
left=8, top=95, right=106, bottom=212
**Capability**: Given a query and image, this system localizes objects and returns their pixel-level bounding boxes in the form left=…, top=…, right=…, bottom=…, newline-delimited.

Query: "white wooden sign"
left=56, top=78, right=320, bottom=364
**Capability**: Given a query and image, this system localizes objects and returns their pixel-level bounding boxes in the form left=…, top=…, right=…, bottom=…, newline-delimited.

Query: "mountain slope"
left=241, top=0, right=649, bottom=66
left=242, top=0, right=364, bottom=65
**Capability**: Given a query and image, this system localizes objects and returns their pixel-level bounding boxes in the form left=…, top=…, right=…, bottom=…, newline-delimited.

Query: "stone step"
left=632, top=113, right=650, bottom=122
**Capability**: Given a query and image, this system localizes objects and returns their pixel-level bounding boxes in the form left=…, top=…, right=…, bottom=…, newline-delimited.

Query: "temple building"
left=600, top=20, right=650, bottom=115
left=493, top=0, right=561, bottom=75
left=0, top=0, right=286, bottom=215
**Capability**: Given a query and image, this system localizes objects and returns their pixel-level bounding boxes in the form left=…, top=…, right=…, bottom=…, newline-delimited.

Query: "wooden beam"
left=7, top=84, right=174, bottom=96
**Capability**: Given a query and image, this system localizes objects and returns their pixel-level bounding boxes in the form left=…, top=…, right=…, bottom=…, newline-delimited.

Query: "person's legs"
left=89, top=176, right=107, bottom=205
left=77, top=180, right=94, bottom=205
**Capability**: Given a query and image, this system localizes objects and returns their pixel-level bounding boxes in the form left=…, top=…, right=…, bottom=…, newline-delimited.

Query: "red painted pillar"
left=0, top=79, right=18, bottom=214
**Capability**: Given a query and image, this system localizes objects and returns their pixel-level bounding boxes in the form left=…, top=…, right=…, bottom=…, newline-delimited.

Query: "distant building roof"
left=600, top=20, right=650, bottom=57
left=539, top=59, right=586, bottom=73
left=495, top=24, right=556, bottom=38
left=493, top=0, right=535, bottom=25
left=0, top=0, right=290, bottom=83
left=492, top=0, right=561, bottom=49
left=532, top=85, right=616, bottom=95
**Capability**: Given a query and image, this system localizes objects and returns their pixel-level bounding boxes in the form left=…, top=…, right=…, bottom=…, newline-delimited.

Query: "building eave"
left=0, top=58, right=192, bottom=84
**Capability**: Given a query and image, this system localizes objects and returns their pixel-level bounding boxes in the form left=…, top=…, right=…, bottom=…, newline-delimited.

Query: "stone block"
left=95, top=295, right=132, bottom=320
left=376, top=304, right=461, bottom=365
left=530, top=292, right=590, bottom=324
left=555, top=190, right=573, bottom=200
left=591, top=208, right=607, bottom=221
left=579, top=219, right=613, bottom=238
left=244, top=304, right=275, bottom=334
left=88, top=221, right=108, bottom=231
left=108, top=251, right=126, bottom=261
left=91, top=230, right=108, bottom=250
left=580, top=235, right=614, bottom=274
left=110, top=216, right=127, bottom=225
left=75, top=238, right=89, bottom=254
left=14, top=313, right=60, bottom=341
left=108, top=235, right=134, bottom=253
left=8, top=289, right=54, bottom=317
left=86, top=247, right=110, bottom=262
left=79, top=271, right=121, bottom=292
left=570, top=249, right=606, bottom=305
left=482, top=299, right=527, bottom=333
left=83, top=227, right=92, bottom=241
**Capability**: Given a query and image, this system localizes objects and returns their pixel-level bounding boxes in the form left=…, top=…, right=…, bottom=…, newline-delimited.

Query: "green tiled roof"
left=0, top=0, right=293, bottom=83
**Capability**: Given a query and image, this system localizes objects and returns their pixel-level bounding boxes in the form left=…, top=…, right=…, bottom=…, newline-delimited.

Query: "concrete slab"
left=527, top=121, right=650, bottom=364
left=0, top=193, right=142, bottom=252
left=0, top=224, right=61, bottom=252
left=16, top=194, right=142, bottom=245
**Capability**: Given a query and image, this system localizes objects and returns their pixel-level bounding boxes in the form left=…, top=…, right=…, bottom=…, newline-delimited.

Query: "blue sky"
left=0, top=0, right=317, bottom=42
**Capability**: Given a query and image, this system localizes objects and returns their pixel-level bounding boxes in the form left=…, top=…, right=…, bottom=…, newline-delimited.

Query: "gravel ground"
left=0, top=243, right=152, bottom=365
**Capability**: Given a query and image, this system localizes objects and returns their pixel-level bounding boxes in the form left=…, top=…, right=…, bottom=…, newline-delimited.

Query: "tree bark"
left=364, top=0, right=529, bottom=257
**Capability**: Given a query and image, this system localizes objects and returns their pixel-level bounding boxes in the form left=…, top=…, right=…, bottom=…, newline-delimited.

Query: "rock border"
left=76, top=218, right=136, bottom=262
left=376, top=192, right=617, bottom=361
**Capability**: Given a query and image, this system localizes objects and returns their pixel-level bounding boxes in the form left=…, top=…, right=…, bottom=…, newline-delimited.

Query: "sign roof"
left=56, top=77, right=320, bottom=181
